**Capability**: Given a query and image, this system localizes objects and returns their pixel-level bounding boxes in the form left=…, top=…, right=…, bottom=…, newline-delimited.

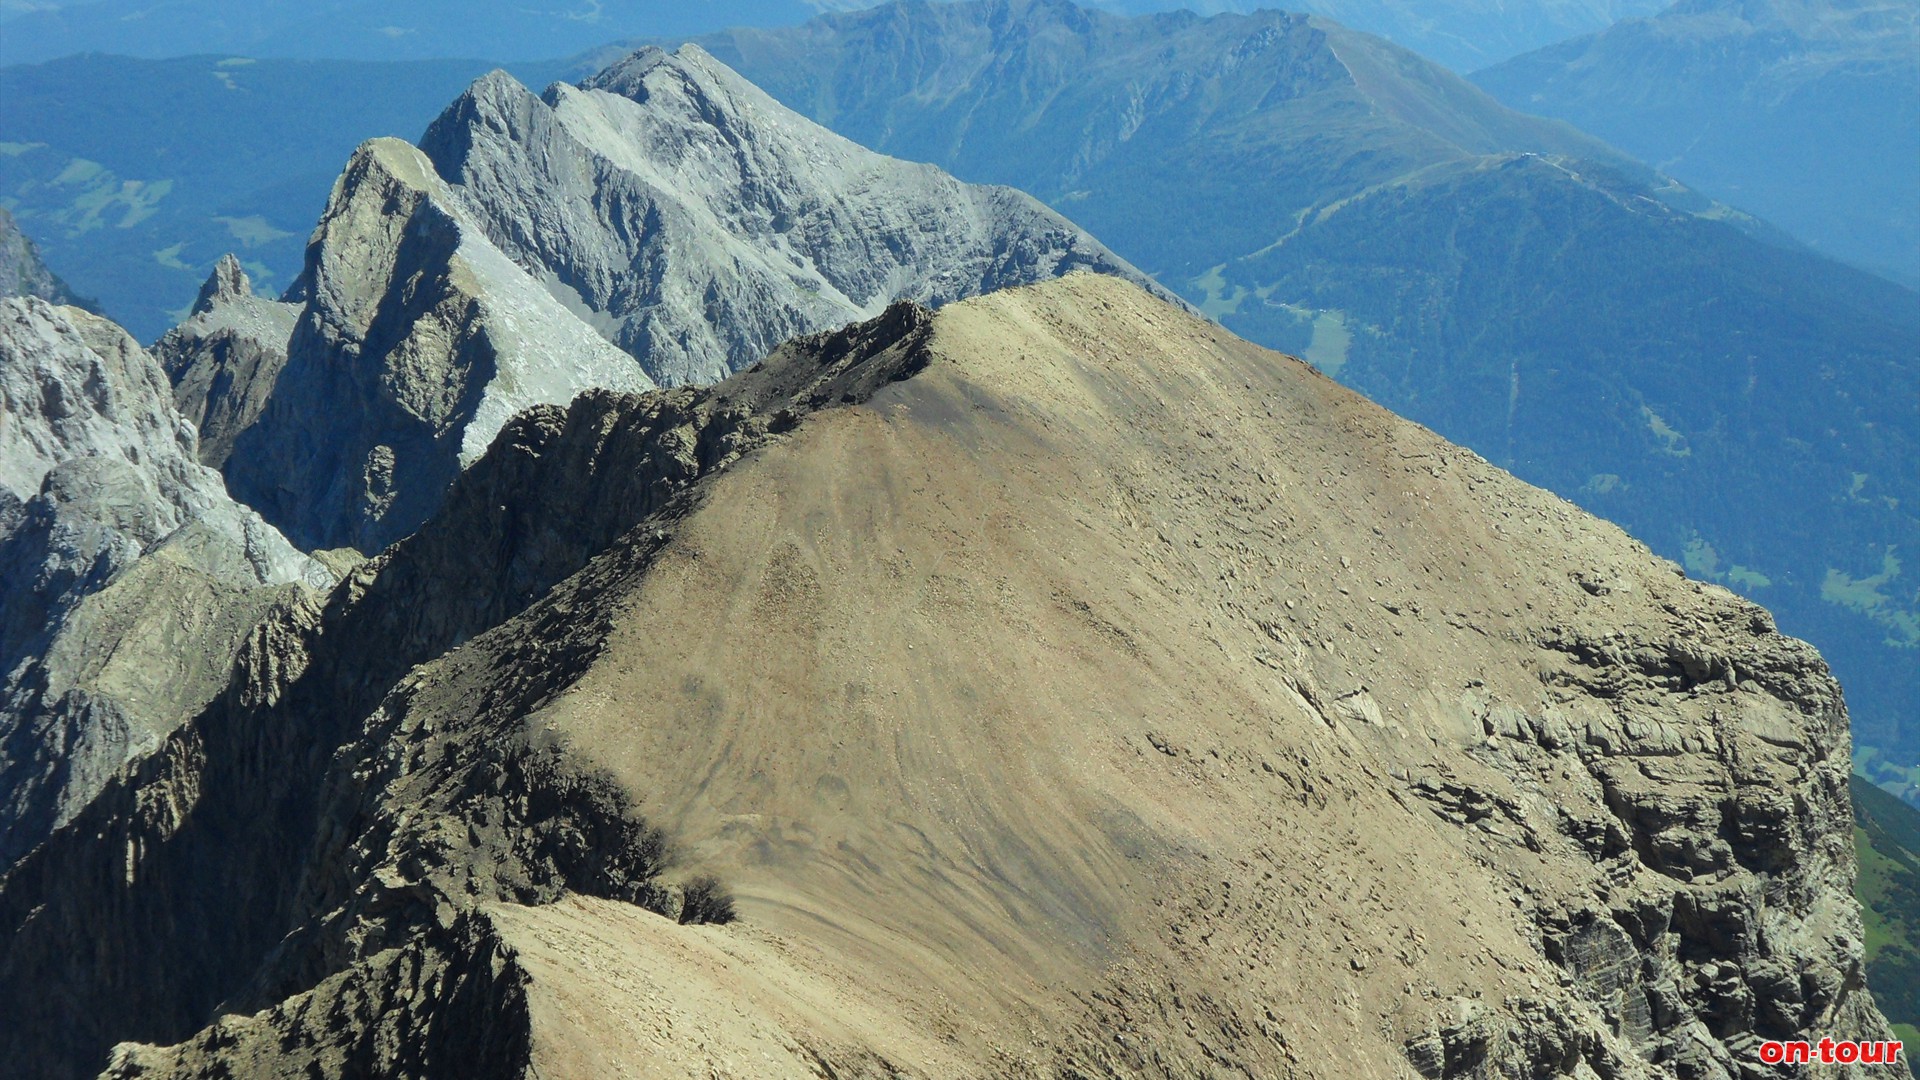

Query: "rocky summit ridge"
left=0, top=297, right=330, bottom=867
left=0, top=209, right=90, bottom=312
left=417, top=44, right=1165, bottom=389
left=219, top=136, right=653, bottom=556
left=0, top=275, right=1897, bottom=1079
left=152, top=256, right=301, bottom=470
left=191, top=44, right=1158, bottom=557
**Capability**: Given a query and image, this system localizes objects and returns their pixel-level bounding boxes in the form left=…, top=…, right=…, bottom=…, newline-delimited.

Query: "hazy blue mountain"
left=658, top=0, right=1664, bottom=280
left=1475, top=0, right=1920, bottom=287
left=1102, top=0, right=1672, bottom=70
left=0, top=0, right=819, bottom=65
left=0, top=0, right=1675, bottom=74
left=677, top=0, right=1920, bottom=767
left=0, top=54, right=566, bottom=341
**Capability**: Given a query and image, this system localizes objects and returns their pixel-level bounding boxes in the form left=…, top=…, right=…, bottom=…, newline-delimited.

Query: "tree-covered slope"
left=1856, top=776, right=1920, bottom=1044
left=1474, top=0, right=1920, bottom=289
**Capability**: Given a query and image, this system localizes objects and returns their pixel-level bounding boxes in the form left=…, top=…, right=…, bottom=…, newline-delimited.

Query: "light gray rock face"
left=153, top=255, right=300, bottom=469
left=222, top=138, right=655, bottom=555
left=418, top=44, right=1168, bottom=387
left=0, top=297, right=329, bottom=866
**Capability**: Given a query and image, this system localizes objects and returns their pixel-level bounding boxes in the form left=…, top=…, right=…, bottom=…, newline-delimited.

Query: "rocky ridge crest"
left=418, top=45, right=1166, bottom=389
left=152, top=255, right=300, bottom=470
left=0, top=208, right=89, bottom=311
left=220, top=137, right=654, bottom=554
left=0, top=297, right=937, bottom=1078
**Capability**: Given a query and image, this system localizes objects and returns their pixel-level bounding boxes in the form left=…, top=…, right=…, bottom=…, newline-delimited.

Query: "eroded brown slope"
left=7, top=275, right=1894, bottom=1079
left=478, top=275, right=1895, bottom=1078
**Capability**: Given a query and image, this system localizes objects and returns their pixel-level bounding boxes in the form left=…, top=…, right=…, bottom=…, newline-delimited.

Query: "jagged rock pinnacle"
left=190, top=254, right=251, bottom=316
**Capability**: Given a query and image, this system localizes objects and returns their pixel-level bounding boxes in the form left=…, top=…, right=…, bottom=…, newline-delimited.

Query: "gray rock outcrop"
left=209, top=45, right=1162, bottom=557
left=152, top=255, right=300, bottom=469
left=222, top=138, right=655, bottom=555
left=0, top=297, right=330, bottom=866
left=418, top=45, right=1168, bottom=389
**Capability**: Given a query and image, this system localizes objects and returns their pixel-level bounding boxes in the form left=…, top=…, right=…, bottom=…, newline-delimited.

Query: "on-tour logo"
left=1758, top=1039, right=1903, bottom=1066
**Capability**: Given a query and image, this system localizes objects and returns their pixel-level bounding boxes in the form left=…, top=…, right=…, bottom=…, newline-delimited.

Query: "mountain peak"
left=578, top=45, right=678, bottom=99
left=418, top=42, right=1163, bottom=390
left=575, top=44, right=754, bottom=115
left=190, top=254, right=252, bottom=316
left=439, top=68, right=536, bottom=124
left=13, top=274, right=1897, bottom=1077
left=351, top=136, right=443, bottom=196
left=230, top=127, right=650, bottom=553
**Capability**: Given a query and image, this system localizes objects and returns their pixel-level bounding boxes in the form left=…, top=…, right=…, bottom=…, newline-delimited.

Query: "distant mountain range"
left=678, top=0, right=1920, bottom=770
left=0, top=0, right=820, bottom=64
left=1475, top=0, right=1920, bottom=288
left=1113, top=0, right=1673, bottom=69
left=0, top=0, right=1670, bottom=74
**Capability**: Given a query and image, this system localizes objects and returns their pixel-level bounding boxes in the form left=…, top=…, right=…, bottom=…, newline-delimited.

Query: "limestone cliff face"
left=152, top=255, right=300, bottom=469
left=221, top=138, right=654, bottom=555
left=417, top=44, right=1169, bottom=388
left=0, top=277, right=1896, bottom=1079
left=0, top=297, right=329, bottom=867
